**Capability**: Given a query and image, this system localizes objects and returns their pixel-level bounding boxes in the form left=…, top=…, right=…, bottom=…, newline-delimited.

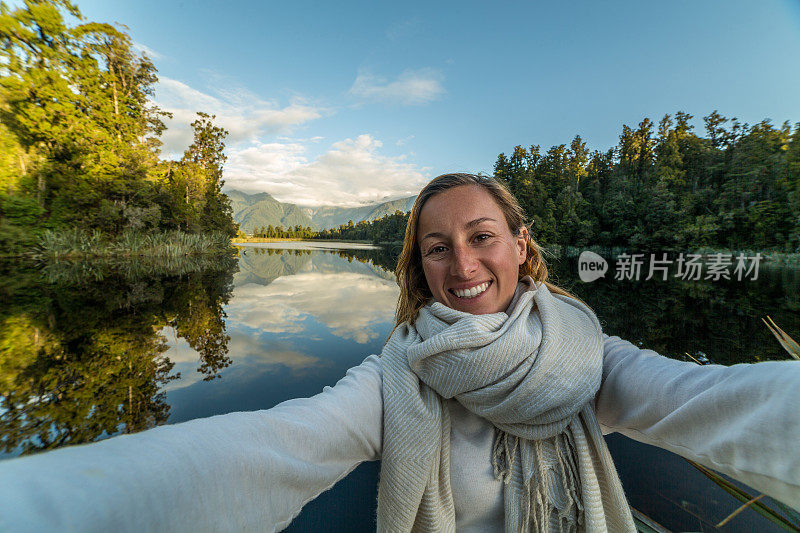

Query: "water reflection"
left=163, top=245, right=398, bottom=425
left=0, top=255, right=237, bottom=455
left=547, top=254, right=800, bottom=365
left=3, top=245, right=798, bottom=458
left=230, top=273, right=397, bottom=343
left=1, top=243, right=798, bottom=531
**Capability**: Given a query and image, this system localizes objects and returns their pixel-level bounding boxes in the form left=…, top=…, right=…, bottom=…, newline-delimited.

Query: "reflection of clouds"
left=230, top=283, right=306, bottom=335
left=227, top=272, right=398, bottom=343
left=160, top=327, right=204, bottom=392
left=160, top=328, right=325, bottom=393
left=160, top=327, right=199, bottom=363
left=228, top=333, right=321, bottom=371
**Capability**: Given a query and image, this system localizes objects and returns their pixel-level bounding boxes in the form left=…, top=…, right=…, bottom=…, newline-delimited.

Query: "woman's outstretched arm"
left=595, top=335, right=800, bottom=510
left=0, top=355, right=383, bottom=533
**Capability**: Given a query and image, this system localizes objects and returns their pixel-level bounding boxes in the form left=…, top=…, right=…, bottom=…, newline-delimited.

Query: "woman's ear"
left=516, top=227, right=528, bottom=265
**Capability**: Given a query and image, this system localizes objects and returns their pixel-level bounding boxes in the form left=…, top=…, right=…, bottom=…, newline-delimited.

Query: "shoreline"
left=1, top=230, right=237, bottom=260
left=234, top=240, right=379, bottom=250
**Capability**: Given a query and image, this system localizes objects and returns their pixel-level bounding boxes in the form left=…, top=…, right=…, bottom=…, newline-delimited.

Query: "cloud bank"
left=349, top=68, right=445, bottom=106
left=226, top=134, right=429, bottom=206
left=154, top=76, right=431, bottom=206
left=155, top=77, right=324, bottom=157
left=132, top=41, right=163, bottom=60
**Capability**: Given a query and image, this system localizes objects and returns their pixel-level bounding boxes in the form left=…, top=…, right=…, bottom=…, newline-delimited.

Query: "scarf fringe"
left=492, top=428, right=585, bottom=532
left=491, top=429, right=519, bottom=484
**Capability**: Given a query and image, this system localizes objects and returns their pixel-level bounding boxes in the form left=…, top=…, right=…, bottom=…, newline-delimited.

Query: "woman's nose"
left=450, top=244, right=478, bottom=277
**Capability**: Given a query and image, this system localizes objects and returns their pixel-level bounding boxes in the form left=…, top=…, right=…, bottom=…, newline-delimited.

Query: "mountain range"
left=226, top=189, right=416, bottom=233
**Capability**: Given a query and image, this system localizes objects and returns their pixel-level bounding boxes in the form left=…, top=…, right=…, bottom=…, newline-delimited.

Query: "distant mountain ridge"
left=226, top=190, right=313, bottom=233
left=225, top=189, right=416, bottom=233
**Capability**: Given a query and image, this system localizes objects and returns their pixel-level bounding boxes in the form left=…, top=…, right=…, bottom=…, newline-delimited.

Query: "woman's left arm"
left=596, top=334, right=800, bottom=510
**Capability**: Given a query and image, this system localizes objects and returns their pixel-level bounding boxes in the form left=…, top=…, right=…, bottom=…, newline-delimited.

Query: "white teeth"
left=453, top=282, right=489, bottom=299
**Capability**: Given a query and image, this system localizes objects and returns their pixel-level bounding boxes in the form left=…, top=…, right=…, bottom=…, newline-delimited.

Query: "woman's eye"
left=427, top=246, right=447, bottom=255
left=474, top=233, right=491, bottom=243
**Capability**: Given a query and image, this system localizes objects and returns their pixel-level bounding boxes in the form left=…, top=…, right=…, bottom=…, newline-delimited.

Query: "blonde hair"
left=394, top=173, right=578, bottom=326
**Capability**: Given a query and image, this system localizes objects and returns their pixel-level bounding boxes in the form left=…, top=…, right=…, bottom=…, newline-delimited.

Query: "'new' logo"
left=578, top=251, right=608, bottom=282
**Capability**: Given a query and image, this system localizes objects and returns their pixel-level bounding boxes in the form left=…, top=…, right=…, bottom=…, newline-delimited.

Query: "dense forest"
left=250, top=224, right=315, bottom=240
left=0, top=0, right=238, bottom=255
left=496, top=112, right=800, bottom=252
left=314, top=210, right=410, bottom=244
left=304, top=112, right=800, bottom=253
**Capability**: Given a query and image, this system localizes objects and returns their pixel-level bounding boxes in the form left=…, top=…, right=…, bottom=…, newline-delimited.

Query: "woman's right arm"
left=0, top=355, right=383, bottom=533
left=595, top=335, right=800, bottom=510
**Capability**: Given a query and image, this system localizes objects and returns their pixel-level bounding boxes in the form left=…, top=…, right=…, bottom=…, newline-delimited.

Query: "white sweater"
left=0, top=335, right=798, bottom=532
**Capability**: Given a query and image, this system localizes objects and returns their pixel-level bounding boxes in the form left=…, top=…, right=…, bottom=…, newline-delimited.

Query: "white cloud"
left=225, top=134, right=429, bottom=206
left=349, top=68, right=445, bottom=106
left=150, top=77, right=428, bottom=205
left=132, top=41, right=163, bottom=60
left=155, top=77, right=325, bottom=157
left=396, top=135, right=415, bottom=147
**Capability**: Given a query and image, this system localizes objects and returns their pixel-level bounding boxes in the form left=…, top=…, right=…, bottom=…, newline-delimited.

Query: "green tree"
left=182, top=112, right=237, bottom=236
left=0, top=0, right=169, bottom=232
left=0, top=1, right=237, bottom=249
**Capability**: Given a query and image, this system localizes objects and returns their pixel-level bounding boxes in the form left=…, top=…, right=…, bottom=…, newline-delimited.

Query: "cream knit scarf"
left=377, top=277, right=635, bottom=532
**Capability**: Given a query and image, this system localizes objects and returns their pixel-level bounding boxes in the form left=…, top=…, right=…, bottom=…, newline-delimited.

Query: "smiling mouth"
left=450, top=281, right=491, bottom=299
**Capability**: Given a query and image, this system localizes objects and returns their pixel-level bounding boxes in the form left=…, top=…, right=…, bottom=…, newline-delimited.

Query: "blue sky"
left=52, top=0, right=800, bottom=205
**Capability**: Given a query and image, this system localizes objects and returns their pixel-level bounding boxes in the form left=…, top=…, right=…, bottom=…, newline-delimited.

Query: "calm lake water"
left=1, top=242, right=798, bottom=532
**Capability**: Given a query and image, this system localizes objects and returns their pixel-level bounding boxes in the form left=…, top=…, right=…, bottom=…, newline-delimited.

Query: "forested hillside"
left=227, top=190, right=314, bottom=233
left=307, top=195, right=415, bottom=230
left=496, top=112, right=800, bottom=252
left=0, top=0, right=238, bottom=254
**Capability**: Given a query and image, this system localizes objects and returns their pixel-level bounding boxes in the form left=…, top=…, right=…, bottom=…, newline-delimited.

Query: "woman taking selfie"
left=0, top=174, right=798, bottom=532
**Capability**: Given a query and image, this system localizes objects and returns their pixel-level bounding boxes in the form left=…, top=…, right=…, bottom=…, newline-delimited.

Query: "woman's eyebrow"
left=465, top=217, right=497, bottom=228
left=421, top=218, right=498, bottom=242
left=420, top=231, right=445, bottom=242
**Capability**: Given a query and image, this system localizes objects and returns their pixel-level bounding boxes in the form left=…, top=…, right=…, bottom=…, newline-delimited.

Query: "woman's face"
left=417, top=185, right=527, bottom=314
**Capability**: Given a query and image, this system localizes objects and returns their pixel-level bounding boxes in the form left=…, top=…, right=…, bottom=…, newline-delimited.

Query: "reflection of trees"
left=168, top=266, right=235, bottom=380
left=1, top=322, right=177, bottom=455
left=331, top=246, right=400, bottom=278
left=234, top=245, right=399, bottom=287
left=548, top=255, right=800, bottom=365
left=234, top=248, right=313, bottom=286
left=0, top=256, right=237, bottom=455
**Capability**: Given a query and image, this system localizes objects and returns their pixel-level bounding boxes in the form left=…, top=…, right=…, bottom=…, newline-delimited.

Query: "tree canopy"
left=494, top=112, right=800, bottom=253
left=0, top=0, right=237, bottom=253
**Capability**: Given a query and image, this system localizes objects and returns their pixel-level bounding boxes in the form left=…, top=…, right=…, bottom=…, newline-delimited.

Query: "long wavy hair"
left=394, top=173, right=578, bottom=326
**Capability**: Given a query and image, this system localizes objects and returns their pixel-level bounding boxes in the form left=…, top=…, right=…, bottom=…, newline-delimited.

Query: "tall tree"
left=0, top=0, right=169, bottom=230
left=180, top=112, right=237, bottom=236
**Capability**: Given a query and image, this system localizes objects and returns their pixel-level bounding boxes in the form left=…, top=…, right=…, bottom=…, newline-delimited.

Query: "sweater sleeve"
left=0, top=354, right=383, bottom=533
left=595, top=335, right=800, bottom=510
